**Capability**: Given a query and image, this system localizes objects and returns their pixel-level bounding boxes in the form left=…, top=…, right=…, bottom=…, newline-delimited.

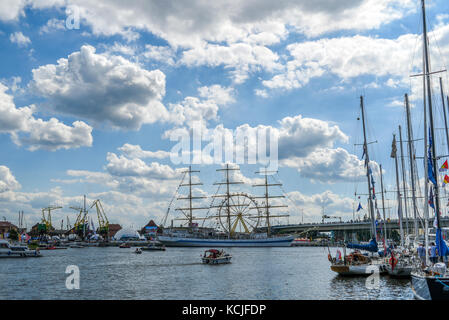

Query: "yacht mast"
left=360, top=96, right=376, bottom=238
left=392, top=134, right=405, bottom=247
left=422, top=0, right=442, bottom=230
left=422, top=3, right=430, bottom=266
left=404, top=94, right=419, bottom=238
left=379, top=164, right=388, bottom=243
left=399, top=125, right=410, bottom=237
left=439, top=78, right=449, bottom=155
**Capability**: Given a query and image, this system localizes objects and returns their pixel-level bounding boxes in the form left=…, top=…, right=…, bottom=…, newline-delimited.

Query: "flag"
left=428, top=128, right=437, bottom=185
left=440, top=160, right=449, bottom=172
left=429, top=187, right=435, bottom=210
left=390, top=136, right=397, bottom=158
left=356, top=203, right=363, bottom=212
left=436, top=228, right=449, bottom=257
left=444, top=175, right=449, bottom=185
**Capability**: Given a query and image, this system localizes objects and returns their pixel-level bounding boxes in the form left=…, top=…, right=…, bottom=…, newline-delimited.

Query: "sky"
left=1, top=0, right=449, bottom=231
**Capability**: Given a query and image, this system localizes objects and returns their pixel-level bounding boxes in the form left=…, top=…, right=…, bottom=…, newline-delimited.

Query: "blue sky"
left=1, top=0, right=449, bottom=230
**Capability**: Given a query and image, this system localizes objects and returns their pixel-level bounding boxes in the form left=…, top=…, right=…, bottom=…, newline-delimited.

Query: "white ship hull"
left=331, top=262, right=387, bottom=276
left=158, top=235, right=295, bottom=247
left=386, top=264, right=412, bottom=277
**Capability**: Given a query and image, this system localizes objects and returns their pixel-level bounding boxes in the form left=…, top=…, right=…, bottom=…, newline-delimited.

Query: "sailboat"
left=411, top=0, right=449, bottom=300
left=157, top=165, right=295, bottom=247
left=329, top=96, right=387, bottom=276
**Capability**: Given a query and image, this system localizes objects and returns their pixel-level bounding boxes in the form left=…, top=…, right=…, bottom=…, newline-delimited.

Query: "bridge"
left=268, top=217, right=449, bottom=235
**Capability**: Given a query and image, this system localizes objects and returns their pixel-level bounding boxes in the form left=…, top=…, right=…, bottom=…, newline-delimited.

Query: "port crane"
left=39, top=206, right=62, bottom=233
left=90, top=199, right=110, bottom=239
left=69, top=195, right=89, bottom=238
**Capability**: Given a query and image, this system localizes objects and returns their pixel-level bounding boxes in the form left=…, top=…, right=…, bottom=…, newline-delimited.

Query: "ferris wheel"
left=216, top=192, right=262, bottom=235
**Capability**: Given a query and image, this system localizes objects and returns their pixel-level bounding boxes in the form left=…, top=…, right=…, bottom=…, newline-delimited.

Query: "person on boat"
left=430, top=242, right=438, bottom=264
left=417, top=243, right=426, bottom=268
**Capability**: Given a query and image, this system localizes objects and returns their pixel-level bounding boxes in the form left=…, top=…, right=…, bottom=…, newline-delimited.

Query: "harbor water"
left=0, top=246, right=413, bottom=300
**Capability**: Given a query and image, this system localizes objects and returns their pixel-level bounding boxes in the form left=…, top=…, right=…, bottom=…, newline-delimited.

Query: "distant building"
left=140, top=220, right=160, bottom=239
left=0, top=221, right=18, bottom=239
left=108, top=224, right=122, bottom=238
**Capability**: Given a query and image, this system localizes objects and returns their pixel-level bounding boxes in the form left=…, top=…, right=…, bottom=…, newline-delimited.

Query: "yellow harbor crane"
left=38, top=206, right=62, bottom=233
left=90, top=199, right=109, bottom=238
left=69, top=195, right=89, bottom=237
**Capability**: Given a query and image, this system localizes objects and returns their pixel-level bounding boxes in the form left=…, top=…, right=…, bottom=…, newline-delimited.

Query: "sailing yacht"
left=410, top=0, right=449, bottom=300
left=329, top=96, right=387, bottom=276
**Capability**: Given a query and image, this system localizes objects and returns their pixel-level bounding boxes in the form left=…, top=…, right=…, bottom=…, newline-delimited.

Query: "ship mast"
left=422, top=0, right=442, bottom=230
left=391, top=134, right=405, bottom=247
left=379, top=164, right=388, bottom=244
left=399, top=125, right=410, bottom=237
left=252, top=169, right=288, bottom=236
left=360, top=96, right=377, bottom=239
left=404, top=94, right=420, bottom=238
left=213, top=164, right=243, bottom=238
left=174, top=166, right=208, bottom=228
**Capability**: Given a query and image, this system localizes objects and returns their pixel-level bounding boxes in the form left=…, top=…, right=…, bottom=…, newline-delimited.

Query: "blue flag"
left=428, top=128, right=437, bottom=185
left=436, top=228, right=449, bottom=257
left=356, top=203, right=363, bottom=212
left=429, top=187, right=435, bottom=210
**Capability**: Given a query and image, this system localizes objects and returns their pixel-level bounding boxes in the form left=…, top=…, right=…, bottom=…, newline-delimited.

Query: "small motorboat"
left=202, top=249, right=232, bottom=264
left=0, top=240, right=42, bottom=258
left=119, top=243, right=131, bottom=248
left=134, top=248, right=142, bottom=254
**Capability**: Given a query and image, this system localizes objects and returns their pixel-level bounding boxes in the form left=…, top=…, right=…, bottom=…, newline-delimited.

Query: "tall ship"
left=157, top=164, right=295, bottom=247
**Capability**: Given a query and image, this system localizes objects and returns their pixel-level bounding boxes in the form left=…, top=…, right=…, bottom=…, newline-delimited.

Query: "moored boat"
left=330, top=248, right=387, bottom=276
left=385, top=250, right=413, bottom=278
left=0, top=240, right=42, bottom=258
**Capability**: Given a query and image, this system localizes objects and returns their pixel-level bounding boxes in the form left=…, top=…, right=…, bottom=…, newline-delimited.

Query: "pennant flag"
left=440, top=160, right=449, bottom=172
left=356, top=203, right=363, bottom=212
left=444, top=175, right=449, bottom=185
